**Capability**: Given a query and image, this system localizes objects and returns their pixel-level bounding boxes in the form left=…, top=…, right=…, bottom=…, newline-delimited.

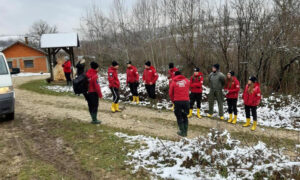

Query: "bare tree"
left=28, top=19, right=57, bottom=47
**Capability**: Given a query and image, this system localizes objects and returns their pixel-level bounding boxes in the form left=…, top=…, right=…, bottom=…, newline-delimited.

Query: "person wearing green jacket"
left=207, top=64, right=226, bottom=120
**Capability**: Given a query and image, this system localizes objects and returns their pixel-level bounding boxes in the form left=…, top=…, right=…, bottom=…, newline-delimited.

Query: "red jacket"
left=168, top=67, right=178, bottom=86
left=242, top=83, right=261, bottom=106
left=63, top=60, right=71, bottom=73
left=108, top=66, right=120, bottom=88
left=143, top=66, right=159, bottom=85
left=169, top=75, right=190, bottom=102
left=86, top=69, right=102, bottom=98
left=126, top=65, right=139, bottom=84
left=190, top=73, right=204, bottom=93
left=224, top=77, right=240, bottom=99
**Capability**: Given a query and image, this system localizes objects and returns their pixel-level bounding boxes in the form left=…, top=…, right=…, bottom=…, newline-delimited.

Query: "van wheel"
left=6, top=112, right=14, bottom=120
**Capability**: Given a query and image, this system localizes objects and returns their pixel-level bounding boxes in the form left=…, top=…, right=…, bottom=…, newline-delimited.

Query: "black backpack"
left=73, top=74, right=89, bottom=95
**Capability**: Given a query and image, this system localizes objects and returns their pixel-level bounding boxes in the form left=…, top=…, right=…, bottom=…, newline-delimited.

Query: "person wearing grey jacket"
left=207, top=64, right=226, bottom=120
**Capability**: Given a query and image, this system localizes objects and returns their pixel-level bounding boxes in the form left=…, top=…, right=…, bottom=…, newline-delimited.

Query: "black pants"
left=245, top=105, right=257, bottom=121
left=174, top=101, right=189, bottom=125
left=110, top=88, right=120, bottom=103
left=227, top=98, right=238, bottom=115
left=189, top=93, right=202, bottom=109
left=85, top=92, right=99, bottom=114
left=145, top=84, right=156, bottom=99
left=129, top=82, right=139, bottom=96
left=65, top=72, right=71, bottom=83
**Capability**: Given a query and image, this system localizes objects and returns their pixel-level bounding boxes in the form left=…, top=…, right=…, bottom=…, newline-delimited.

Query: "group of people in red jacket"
left=168, top=63, right=261, bottom=136
left=82, top=60, right=261, bottom=137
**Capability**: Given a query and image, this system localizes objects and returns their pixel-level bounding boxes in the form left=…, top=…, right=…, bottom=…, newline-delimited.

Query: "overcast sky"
left=0, top=0, right=136, bottom=36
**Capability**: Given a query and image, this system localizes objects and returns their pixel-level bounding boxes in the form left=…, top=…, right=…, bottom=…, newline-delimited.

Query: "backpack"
left=73, top=74, right=89, bottom=95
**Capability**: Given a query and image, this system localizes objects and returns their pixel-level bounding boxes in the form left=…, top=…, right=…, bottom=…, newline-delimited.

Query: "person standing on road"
left=108, top=61, right=121, bottom=112
left=168, top=62, right=178, bottom=111
left=242, top=76, right=261, bottom=131
left=143, top=61, right=159, bottom=101
left=62, top=57, right=72, bottom=86
left=187, top=67, right=204, bottom=119
left=85, top=61, right=102, bottom=124
left=169, top=71, right=190, bottom=137
left=224, top=71, right=240, bottom=124
left=207, top=64, right=226, bottom=120
left=126, top=61, right=140, bottom=104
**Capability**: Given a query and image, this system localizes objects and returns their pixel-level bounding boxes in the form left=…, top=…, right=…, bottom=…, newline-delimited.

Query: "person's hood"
left=246, top=82, right=260, bottom=89
left=254, top=82, right=260, bottom=87
left=146, top=66, right=156, bottom=71
left=86, top=68, right=98, bottom=78
left=170, top=67, right=178, bottom=72
left=109, top=66, right=117, bottom=72
left=127, top=65, right=135, bottom=70
left=173, top=75, right=186, bottom=82
left=193, top=72, right=203, bottom=77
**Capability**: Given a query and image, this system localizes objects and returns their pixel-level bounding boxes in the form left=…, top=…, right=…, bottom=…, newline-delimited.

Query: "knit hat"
left=175, top=71, right=181, bottom=76
left=213, top=64, right=220, bottom=70
left=90, top=61, right=99, bottom=70
left=145, top=61, right=151, bottom=66
left=194, top=67, right=200, bottom=72
left=249, top=76, right=257, bottom=83
left=126, top=61, right=132, bottom=65
left=112, top=61, right=119, bottom=67
left=228, top=71, right=234, bottom=76
left=169, top=63, right=174, bottom=69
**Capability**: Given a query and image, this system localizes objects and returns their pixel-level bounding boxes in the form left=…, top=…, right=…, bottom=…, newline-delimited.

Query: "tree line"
left=28, top=0, right=300, bottom=94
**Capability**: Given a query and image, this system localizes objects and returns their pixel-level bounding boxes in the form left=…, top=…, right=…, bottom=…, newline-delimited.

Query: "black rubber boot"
left=183, top=121, right=188, bottom=137
left=177, top=123, right=185, bottom=137
left=91, top=113, right=101, bottom=124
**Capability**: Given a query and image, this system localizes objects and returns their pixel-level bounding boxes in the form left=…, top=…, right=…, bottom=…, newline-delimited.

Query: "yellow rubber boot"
left=136, top=96, right=140, bottom=104
left=111, top=103, right=116, bottom=112
left=243, top=118, right=251, bottom=127
left=115, top=103, right=121, bottom=112
left=232, top=115, right=237, bottom=124
left=170, top=104, right=174, bottom=111
left=197, top=109, right=202, bottom=119
left=220, top=116, right=224, bottom=120
left=227, top=114, right=233, bottom=123
left=251, top=121, right=257, bottom=131
left=187, top=109, right=193, bottom=118
left=132, top=96, right=136, bottom=103
left=207, top=114, right=212, bottom=118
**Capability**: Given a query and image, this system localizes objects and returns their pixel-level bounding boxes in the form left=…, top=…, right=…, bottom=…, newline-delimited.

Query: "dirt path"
left=12, top=76, right=299, bottom=143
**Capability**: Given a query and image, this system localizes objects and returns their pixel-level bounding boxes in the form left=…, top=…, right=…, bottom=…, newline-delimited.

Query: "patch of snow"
left=12, top=72, right=50, bottom=77
left=115, top=129, right=300, bottom=180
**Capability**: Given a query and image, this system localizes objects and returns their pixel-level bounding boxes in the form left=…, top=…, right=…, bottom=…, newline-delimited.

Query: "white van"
left=0, top=52, right=15, bottom=120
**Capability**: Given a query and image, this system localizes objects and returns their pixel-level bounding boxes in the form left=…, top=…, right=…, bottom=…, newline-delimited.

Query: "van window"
left=0, top=55, right=9, bottom=75
left=7, top=61, right=13, bottom=69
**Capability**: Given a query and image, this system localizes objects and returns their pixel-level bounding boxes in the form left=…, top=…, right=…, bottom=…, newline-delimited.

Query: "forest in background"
left=78, top=0, right=300, bottom=94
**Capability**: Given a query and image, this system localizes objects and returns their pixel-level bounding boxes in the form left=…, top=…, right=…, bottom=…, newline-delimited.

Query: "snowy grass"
left=43, top=72, right=300, bottom=131
left=12, top=72, right=50, bottom=77
left=115, top=129, right=300, bottom=180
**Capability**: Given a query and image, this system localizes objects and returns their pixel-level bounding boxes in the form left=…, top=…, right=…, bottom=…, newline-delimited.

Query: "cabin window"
left=7, top=61, right=13, bottom=69
left=24, top=60, right=34, bottom=68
